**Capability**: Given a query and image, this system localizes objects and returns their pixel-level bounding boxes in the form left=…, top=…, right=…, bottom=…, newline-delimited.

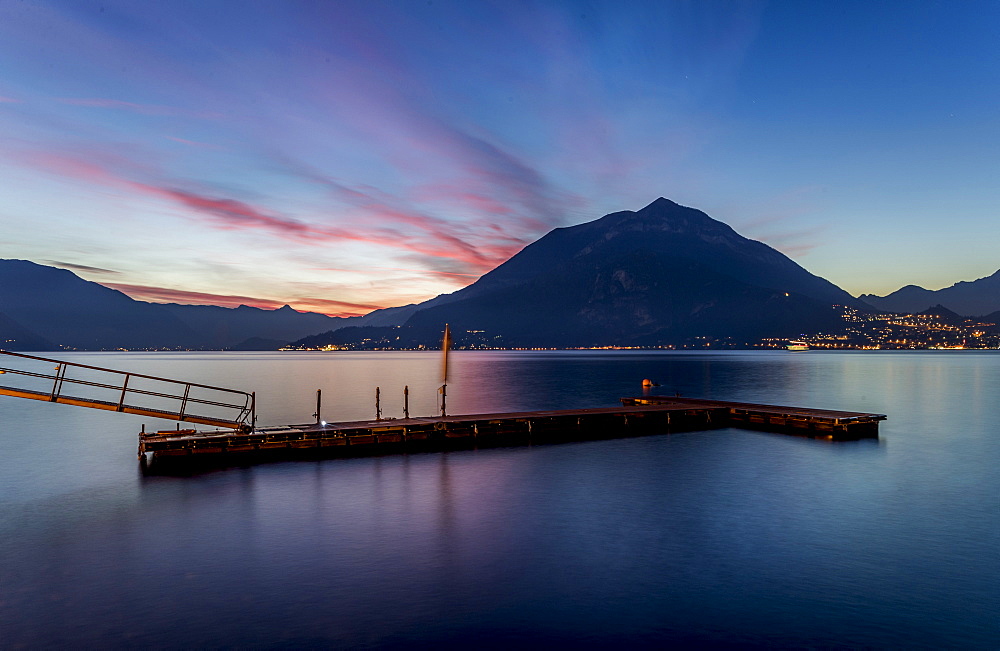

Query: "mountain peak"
left=591, top=197, right=724, bottom=233
left=644, top=197, right=678, bottom=209
left=921, top=304, right=963, bottom=321
left=581, top=200, right=743, bottom=256
left=399, top=197, right=858, bottom=332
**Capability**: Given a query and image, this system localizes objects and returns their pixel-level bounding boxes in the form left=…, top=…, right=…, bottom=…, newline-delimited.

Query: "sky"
left=1, top=0, right=998, bottom=316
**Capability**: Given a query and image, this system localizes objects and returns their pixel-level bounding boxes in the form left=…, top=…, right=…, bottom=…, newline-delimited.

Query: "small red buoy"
left=642, top=378, right=653, bottom=387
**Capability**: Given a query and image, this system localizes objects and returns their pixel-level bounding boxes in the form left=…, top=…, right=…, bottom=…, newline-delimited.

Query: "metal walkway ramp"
left=0, top=350, right=254, bottom=431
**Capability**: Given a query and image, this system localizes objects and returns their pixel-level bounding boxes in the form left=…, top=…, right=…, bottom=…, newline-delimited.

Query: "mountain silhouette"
left=3, top=198, right=878, bottom=350
left=459, top=197, right=855, bottom=305
left=157, top=303, right=355, bottom=349
left=0, top=311, right=56, bottom=351
left=0, top=260, right=197, bottom=349
left=299, top=198, right=857, bottom=347
left=0, top=259, right=355, bottom=350
left=919, top=304, right=964, bottom=323
left=859, top=269, right=1000, bottom=316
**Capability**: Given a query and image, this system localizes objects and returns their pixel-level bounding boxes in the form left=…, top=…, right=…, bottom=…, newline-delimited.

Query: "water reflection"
left=0, top=351, right=997, bottom=647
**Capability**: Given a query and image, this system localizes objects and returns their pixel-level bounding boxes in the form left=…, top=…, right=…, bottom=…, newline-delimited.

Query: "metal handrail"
left=0, top=367, right=249, bottom=410
left=0, top=350, right=255, bottom=429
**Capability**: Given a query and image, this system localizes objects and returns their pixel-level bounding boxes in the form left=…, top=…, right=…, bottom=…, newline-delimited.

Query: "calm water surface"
left=0, top=350, right=997, bottom=648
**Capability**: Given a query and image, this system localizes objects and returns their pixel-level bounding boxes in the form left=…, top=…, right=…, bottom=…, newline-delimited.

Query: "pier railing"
left=0, top=350, right=254, bottom=431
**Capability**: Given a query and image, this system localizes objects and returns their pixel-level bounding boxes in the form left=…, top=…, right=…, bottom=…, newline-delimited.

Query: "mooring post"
left=403, top=385, right=409, bottom=419
left=375, top=386, right=382, bottom=421
left=314, top=389, right=322, bottom=425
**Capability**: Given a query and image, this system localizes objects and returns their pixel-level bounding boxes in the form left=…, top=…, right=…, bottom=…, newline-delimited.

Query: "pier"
left=0, top=350, right=886, bottom=469
left=138, top=396, right=885, bottom=465
left=0, top=350, right=254, bottom=431
left=621, top=395, right=886, bottom=436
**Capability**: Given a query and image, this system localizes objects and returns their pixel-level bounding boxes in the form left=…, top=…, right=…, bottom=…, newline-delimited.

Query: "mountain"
left=0, top=259, right=355, bottom=350
left=920, top=304, right=964, bottom=324
left=292, top=326, right=414, bottom=349
left=157, top=303, right=356, bottom=349
left=347, top=303, right=423, bottom=328
left=0, top=311, right=56, bottom=351
left=404, top=250, right=844, bottom=347
left=457, top=197, right=856, bottom=306
left=296, top=198, right=858, bottom=347
left=1, top=197, right=879, bottom=350
left=0, top=260, right=198, bottom=349
left=981, top=310, right=1000, bottom=324
left=859, top=269, right=1000, bottom=316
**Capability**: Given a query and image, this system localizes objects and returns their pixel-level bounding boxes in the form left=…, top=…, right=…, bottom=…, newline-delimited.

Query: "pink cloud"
left=273, top=159, right=530, bottom=271
left=307, top=52, right=577, bottom=231
left=16, top=146, right=527, bottom=277
left=134, top=184, right=323, bottom=239
left=104, top=282, right=386, bottom=317
left=105, top=283, right=287, bottom=309
left=315, top=266, right=479, bottom=281
left=294, top=296, right=388, bottom=317
left=420, top=187, right=513, bottom=217
left=18, top=150, right=123, bottom=186
left=136, top=182, right=518, bottom=273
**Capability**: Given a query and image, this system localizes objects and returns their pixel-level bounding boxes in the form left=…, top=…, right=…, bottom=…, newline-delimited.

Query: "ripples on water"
left=0, top=351, right=997, bottom=648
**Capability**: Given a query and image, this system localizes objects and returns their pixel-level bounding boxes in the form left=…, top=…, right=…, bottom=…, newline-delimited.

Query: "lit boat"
left=787, top=340, right=809, bottom=351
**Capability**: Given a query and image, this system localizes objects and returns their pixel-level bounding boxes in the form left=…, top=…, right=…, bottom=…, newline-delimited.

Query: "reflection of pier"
left=139, top=398, right=885, bottom=465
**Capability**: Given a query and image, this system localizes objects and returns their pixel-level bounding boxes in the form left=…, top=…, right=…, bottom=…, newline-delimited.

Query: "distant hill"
left=0, top=259, right=356, bottom=350
left=981, top=310, right=1000, bottom=324
left=859, top=269, right=1000, bottom=316
left=0, top=260, right=196, bottom=349
left=920, top=304, right=965, bottom=324
left=292, top=326, right=415, bottom=349
left=157, top=303, right=356, bottom=349
left=0, top=311, right=56, bottom=351
left=293, top=198, right=858, bottom=348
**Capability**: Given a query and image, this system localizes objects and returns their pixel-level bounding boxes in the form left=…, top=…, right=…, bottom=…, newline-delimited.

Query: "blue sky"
left=1, top=0, right=997, bottom=314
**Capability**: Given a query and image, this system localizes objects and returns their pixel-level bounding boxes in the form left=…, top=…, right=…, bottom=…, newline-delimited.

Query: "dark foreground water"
left=0, top=350, right=997, bottom=648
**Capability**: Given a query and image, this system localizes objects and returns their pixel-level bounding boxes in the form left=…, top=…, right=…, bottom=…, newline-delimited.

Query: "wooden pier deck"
left=139, top=397, right=885, bottom=465
left=622, top=396, right=886, bottom=434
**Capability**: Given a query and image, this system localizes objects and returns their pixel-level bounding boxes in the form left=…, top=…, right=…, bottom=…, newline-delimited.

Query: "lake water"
left=0, top=350, right=997, bottom=648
